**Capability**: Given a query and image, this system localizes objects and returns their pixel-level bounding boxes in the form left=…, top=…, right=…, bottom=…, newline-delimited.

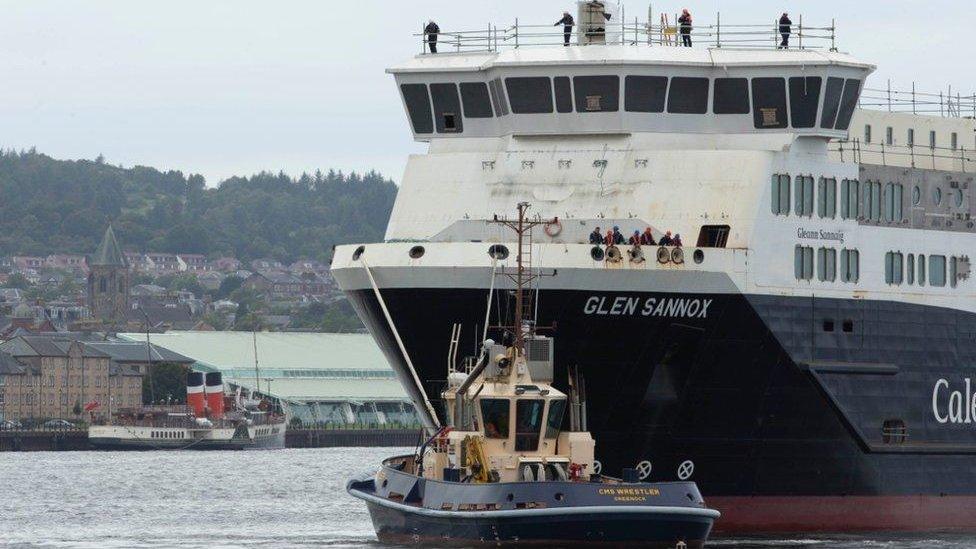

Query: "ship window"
left=882, top=419, right=908, bottom=444
left=843, top=319, right=854, bottom=332
left=930, top=130, right=937, bottom=149
left=933, top=186, right=943, bottom=206
left=817, top=247, right=837, bottom=282
left=919, top=254, right=927, bottom=285
left=795, top=175, right=814, bottom=217
left=574, top=75, right=619, bottom=112
left=713, top=78, right=749, bottom=114
left=951, top=256, right=959, bottom=288
left=459, top=82, right=494, bottom=118
left=841, top=179, right=860, bottom=219
left=667, top=77, right=709, bottom=114
left=515, top=399, right=544, bottom=451
left=883, top=182, right=904, bottom=222
left=952, top=132, right=959, bottom=150
left=823, top=319, right=835, bottom=332
left=818, top=177, right=837, bottom=219
left=789, top=76, right=822, bottom=128
left=907, top=254, right=915, bottom=285
left=908, top=128, right=915, bottom=146
left=841, top=249, right=859, bottom=283
left=930, top=255, right=947, bottom=287
left=480, top=398, right=510, bottom=439
left=794, top=246, right=814, bottom=280
left=545, top=399, right=566, bottom=439
left=820, top=77, right=844, bottom=129
left=864, top=124, right=872, bottom=143
left=400, top=83, right=433, bottom=134
left=954, top=187, right=964, bottom=208
left=488, top=78, right=508, bottom=116
left=835, top=79, right=862, bottom=131
left=863, top=180, right=882, bottom=222
left=554, top=76, right=573, bottom=113
left=696, top=225, right=730, bottom=248
left=886, top=126, right=894, bottom=145
left=506, top=77, right=552, bottom=114
left=625, top=75, right=668, bottom=113
left=885, top=252, right=904, bottom=285
left=912, top=185, right=921, bottom=206
left=771, top=174, right=791, bottom=215
left=751, top=77, right=787, bottom=129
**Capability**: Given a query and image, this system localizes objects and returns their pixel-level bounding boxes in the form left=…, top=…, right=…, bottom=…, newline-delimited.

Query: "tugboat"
left=348, top=203, right=719, bottom=546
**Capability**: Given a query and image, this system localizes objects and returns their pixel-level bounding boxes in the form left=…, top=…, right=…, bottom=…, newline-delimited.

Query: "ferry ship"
left=89, top=372, right=285, bottom=450
left=331, top=3, right=976, bottom=533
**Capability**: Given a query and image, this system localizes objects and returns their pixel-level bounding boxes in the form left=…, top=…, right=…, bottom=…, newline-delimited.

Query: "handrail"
left=860, top=80, right=976, bottom=118
left=832, top=138, right=975, bottom=172
left=416, top=14, right=837, bottom=54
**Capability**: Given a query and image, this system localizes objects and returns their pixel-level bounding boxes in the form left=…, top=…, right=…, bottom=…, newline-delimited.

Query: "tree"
left=4, top=273, right=30, bottom=289
left=142, top=362, right=190, bottom=405
left=215, top=275, right=243, bottom=300
left=72, top=400, right=82, bottom=417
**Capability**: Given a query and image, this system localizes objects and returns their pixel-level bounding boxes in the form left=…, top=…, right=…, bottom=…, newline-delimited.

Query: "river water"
left=1, top=448, right=974, bottom=548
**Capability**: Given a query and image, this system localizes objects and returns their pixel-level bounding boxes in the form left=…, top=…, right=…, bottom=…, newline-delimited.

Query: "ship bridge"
left=392, top=15, right=874, bottom=142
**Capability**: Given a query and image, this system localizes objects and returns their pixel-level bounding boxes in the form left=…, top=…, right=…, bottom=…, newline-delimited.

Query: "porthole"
left=954, top=188, right=964, bottom=208
left=656, top=247, right=671, bottom=264
left=554, top=492, right=565, bottom=501
left=506, top=493, right=515, bottom=502
left=488, top=244, right=509, bottom=260
left=693, top=249, right=704, bottom=264
left=912, top=186, right=921, bottom=206
left=671, top=247, right=684, bottom=264
left=933, top=187, right=943, bottom=206
left=352, top=245, right=366, bottom=261
left=590, top=246, right=605, bottom=261
left=409, top=245, right=425, bottom=259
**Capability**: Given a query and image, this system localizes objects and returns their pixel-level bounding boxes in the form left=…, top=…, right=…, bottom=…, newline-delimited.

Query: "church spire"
left=90, top=224, right=127, bottom=267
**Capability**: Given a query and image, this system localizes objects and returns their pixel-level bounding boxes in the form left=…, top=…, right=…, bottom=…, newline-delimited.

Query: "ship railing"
left=860, top=81, right=976, bottom=119
left=416, top=14, right=837, bottom=54
left=833, top=138, right=976, bottom=172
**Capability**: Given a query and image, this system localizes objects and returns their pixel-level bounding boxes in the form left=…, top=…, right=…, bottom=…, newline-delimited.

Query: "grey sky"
left=0, top=1, right=972, bottom=185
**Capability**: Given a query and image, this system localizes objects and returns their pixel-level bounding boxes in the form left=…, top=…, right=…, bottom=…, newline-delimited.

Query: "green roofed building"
left=118, top=331, right=419, bottom=428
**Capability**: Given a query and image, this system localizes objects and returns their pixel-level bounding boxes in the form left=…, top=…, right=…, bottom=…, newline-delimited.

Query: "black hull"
left=346, top=286, right=976, bottom=532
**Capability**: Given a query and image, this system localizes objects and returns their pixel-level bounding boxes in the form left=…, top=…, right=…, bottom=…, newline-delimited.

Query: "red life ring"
left=544, top=219, right=562, bottom=237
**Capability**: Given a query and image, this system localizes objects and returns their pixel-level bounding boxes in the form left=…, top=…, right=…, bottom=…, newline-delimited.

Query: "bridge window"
left=818, top=177, right=837, bottom=218
left=795, top=246, right=814, bottom=280
left=505, top=77, right=553, bottom=114
left=841, top=179, right=860, bottom=219
left=430, top=83, right=463, bottom=133
left=863, top=180, right=882, bottom=222
left=820, top=77, right=844, bottom=129
left=625, top=75, right=668, bottom=113
left=554, top=76, right=573, bottom=113
left=480, top=398, right=510, bottom=439
left=488, top=78, right=509, bottom=116
left=817, top=247, right=836, bottom=282
left=667, top=77, right=709, bottom=114
left=574, top=75, right=619, bottom=112
left=400, top=83, right=433, bottom=134
left=930, top=255, right=947, bottom=287
left=918, top=254, right=926, bottom=285
left=907, top=254, right=915, bottom=285
left=545, top=399, right=566, bottom=439
left=789, top=76, right=822, bottom=128
left=459, top=82, right=493, bottom=118
left=771, top=174, right=791, bottom=215
left=835, top=79, right=862, bottom=131
left=515, top=399, right=544, bottom=451
left=795, top=175, right=814, bottom=217
left=751, top=77, right=787, bottom=129
left=885, top=252, right=904, bottom=285
left=713, top=78, right=749, bottom=114
left=841, top=249, right=859, bottom=283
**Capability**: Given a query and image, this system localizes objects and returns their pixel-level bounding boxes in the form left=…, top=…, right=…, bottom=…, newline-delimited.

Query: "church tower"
left=87, top=225, right=129, bottom=323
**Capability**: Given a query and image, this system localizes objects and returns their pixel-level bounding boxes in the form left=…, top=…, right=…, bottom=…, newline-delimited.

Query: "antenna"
left=253, top=329, right=261, bottom=396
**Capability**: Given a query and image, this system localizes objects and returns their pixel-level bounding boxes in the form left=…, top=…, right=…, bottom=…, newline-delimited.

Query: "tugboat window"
left=400, top=83, right=433, bottom=134
left=835, top=79, right=862, bottom=131
left=554, top=76, right=573, bottom=113
left=667, top=77, right=709, bottom=114
left=712, top=78, right=749, bottom=114
left=751, top=77, right=787, bottom=129
left=430, top=83, right=463, bottom=133
left=788, top=76, right=822, bottom=128
left=545, top=399, right=566, bottom=439
left=515, top=399, right=545, bottom=451
left=625, top=75, right=668, bottom=113
left=820, top=77, right=844, bottom=129
left=480, top=399, right=510, bottom=439
left=505, top=77, right=553, bottom=114
left=460, top=82, right=494, bottom=118
left=573, top=76, right=619, bottom=112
